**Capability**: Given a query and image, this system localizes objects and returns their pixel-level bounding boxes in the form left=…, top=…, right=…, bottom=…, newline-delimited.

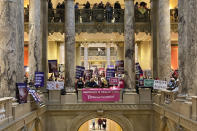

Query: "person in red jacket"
left=118, top=78, right=125, bottom=88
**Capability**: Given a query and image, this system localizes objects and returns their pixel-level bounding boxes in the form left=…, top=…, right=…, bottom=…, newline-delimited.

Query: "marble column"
left=64, top=0, right=75, bottom=88
left=16, top=0, right=24, bottom=83
left=40, top=0, right=48, bottom=91
left=84, top=43, right=89, bottom=69
left=183, top=0, right=197, bottom=96
left=106, top=44, right=111, bottom=66
left=29, top=0, right=42, bottom=81
left=178, top=0, right=189, bottom=95
left=0, top=0, right=17, bottom=97
left=158, top=0, right=171, bottom=81
left=151, top=0, right=159, bottom=78
left=124, top=0, right=135, bottom=89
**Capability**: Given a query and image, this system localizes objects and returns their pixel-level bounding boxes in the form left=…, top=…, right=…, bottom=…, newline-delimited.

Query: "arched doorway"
left=78, top=118, right=123, bottom=131
left=69, top=112, right=134, bottom=131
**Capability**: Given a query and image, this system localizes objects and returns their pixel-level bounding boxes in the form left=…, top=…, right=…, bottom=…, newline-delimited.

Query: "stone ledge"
left=153, top=103, right=197, bottom=131
left=0, top=105, right=46, bottom=131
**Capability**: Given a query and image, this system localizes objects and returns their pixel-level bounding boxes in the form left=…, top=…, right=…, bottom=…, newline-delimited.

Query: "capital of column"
left=106, top=43, right=111, bottom=48
left=83, top=43, right=89, bottom=48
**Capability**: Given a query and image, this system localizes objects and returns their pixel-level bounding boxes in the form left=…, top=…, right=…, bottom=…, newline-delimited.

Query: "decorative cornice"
left=47, top=104, right=153, bottom=111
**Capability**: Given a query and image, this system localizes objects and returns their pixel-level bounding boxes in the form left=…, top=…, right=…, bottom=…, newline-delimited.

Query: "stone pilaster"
left=158, top=0, right=171, bottom=81
left=64, top=0, right=75, bottom=88
left=124, top=0, right=135, bottom=89
left=29, top=0, right=42, bottom=81
left=185, top=0, right=197, bottom=96
left=76, top=43, right=81, bottom=66
left=117, top=43, right=124, bottom=61
left=41, top=0, right=48, bottom=91
left=59, top=43, right=65, bottom=64
left=178, top=0, right=189, bottom=95
left=106, top=44, right=111, bottom=66
left=0, top=0, right=17, bottom=97
left=16, top=0, right=24, bottom=83
left=84, top=43, right=88, bottom=69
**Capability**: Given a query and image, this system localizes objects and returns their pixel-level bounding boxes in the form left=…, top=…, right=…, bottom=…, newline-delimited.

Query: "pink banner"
left=82, top=88, right=120, bottom=102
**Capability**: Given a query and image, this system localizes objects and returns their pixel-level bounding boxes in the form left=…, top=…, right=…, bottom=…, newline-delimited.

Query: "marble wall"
left=0, top=0, right=18, bottom=97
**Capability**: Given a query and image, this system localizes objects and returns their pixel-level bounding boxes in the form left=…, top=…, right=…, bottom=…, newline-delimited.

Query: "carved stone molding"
left=47, top=104, right=153, bottom=111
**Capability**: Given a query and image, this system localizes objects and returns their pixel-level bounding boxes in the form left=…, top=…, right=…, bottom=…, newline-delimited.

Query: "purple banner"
left=82, top=88, right=120, bottom=102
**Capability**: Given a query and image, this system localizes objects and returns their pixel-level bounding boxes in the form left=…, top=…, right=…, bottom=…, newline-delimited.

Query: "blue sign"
left=34, top=72, right=44, bottom=87
left=76, top=66, right=85, bottom=79
left=28, top=89, right=41, bottom=103
left=16, top=83, right=28, bottom=104
left=106, top=68, right=116, bottom=81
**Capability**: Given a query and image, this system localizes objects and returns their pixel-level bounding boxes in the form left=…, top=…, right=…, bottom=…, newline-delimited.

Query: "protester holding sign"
left=76, top=77, right=84, bottom=89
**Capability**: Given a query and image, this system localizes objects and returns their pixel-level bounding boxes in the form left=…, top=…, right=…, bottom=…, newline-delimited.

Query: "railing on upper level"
left=24, top=8, right=178, bottom=33
left=25, top=8, right=150, bottom=23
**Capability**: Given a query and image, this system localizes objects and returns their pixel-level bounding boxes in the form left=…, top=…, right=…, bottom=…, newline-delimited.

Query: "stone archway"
left=69, top=112, right=135, bottom=131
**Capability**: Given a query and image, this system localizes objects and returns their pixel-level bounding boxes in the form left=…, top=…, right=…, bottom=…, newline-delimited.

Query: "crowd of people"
left=134, top=1, right=150, bottom=22
left=167, top=70, right=179, bottom=91
left=75, top=67, right=125, bottom=91
left=91, top=118, right=107, bottom=130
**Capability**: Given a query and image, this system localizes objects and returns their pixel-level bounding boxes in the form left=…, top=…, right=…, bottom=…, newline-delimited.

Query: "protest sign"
left=48, top=60, right=58, bottom=73
left=16, top=83, right=28, bottom=103
left=106, top=68, right=115, bottom=81
left=144, top=79, right=154, bottom=87
left=153, top=80, right=167, bottom=90
left=76, top=66, right=85, bottom=79
left=34, top=72, right=44, bottom=87
left=109, top=77, right=119, bottom=85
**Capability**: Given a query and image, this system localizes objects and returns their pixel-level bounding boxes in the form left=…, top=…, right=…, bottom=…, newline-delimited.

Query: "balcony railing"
left=24, top=8, right=178, bottom=33
left=25, top=8, right=150, bottom=23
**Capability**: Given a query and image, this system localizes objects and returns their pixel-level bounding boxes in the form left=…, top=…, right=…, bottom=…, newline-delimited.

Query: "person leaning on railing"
left=114, top=1, right=122, bottom=22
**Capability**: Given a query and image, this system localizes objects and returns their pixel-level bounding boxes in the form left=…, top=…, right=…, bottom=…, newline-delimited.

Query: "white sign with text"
left=153, top=80, right=167, bottom=90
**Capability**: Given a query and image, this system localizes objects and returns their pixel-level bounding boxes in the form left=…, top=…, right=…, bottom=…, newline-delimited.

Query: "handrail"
left=24, top=8, right=151, bottom=23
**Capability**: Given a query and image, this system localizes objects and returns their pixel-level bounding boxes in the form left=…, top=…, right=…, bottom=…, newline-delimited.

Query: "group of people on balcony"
left=75, top=1, right=123, bottom=23
left=134, top=1, right=150, bottom=22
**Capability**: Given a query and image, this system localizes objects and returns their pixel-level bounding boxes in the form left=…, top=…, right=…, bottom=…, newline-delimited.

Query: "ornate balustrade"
left=0, top=97, right=12, bottom=125
left=160, top=90, right=177, bottom=104
left=24, top=8, right=178, bottom=33
left=24, top=8, right=151, bottom=33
